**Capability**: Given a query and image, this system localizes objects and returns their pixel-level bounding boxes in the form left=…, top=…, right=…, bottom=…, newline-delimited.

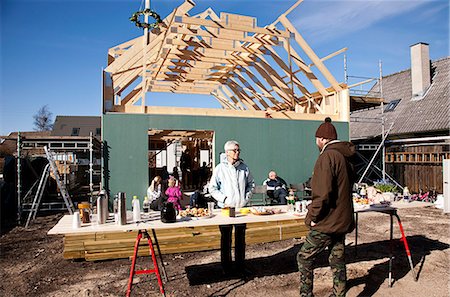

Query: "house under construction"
left=102, top=0, right=382, bottom=204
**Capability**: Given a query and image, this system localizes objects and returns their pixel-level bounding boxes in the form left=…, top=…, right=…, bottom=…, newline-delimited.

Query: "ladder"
left=25, top=163, right=50, bottom=228
left=44, top=146, right=75, bottom=214
left=25, top=146, right=75, bottom=228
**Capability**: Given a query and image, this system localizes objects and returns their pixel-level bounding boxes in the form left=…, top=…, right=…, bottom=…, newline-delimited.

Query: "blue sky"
left=1, top=0, right=448, bottom=135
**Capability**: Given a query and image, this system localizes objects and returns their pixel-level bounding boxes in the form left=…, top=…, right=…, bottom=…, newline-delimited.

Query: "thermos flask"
left=117, top=192, right=128, bottom=225
left=96, top=190, right=109, bottom=224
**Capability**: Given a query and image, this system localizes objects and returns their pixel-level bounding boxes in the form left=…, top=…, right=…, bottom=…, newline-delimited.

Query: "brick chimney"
left=410, top=42, right=431, bottom=99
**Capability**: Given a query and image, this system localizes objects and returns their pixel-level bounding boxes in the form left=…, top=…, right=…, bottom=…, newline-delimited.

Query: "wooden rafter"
left=104, top=0, right=350, bottom=120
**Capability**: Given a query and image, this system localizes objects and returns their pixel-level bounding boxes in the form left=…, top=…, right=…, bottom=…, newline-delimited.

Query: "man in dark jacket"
left=263, top=170, right=288, bottom=204
left=298, top=117, right=355, bottom=297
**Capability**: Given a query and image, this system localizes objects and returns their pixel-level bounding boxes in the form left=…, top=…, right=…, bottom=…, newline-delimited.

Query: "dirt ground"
left=1, top=204, right=449, bottom=297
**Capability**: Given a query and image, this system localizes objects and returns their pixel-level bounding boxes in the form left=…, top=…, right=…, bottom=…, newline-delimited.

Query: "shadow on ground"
left=186, top=235, right=449, bottom=291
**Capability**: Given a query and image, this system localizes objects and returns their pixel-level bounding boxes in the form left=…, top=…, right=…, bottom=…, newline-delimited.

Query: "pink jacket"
left=165, top=186, right=182, bottom=210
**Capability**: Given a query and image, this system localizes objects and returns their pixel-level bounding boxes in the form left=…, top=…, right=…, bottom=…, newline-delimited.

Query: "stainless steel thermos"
left=96, top=190, right=109, bottom=224
left=117, top=192, right=128, bottom=225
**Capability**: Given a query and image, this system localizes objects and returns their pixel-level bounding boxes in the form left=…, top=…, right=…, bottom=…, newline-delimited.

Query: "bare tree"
left=33, top=105, right=54, bottom=131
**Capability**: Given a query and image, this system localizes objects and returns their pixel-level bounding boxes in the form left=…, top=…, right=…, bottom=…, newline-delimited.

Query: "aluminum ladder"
left=25, top=163, right=50, bottom=228
left=44, top=146, right=75, bottom=215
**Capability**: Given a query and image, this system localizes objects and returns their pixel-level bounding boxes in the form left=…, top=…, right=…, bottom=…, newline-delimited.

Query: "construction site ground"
left=1, top=205, right=449, bottom=297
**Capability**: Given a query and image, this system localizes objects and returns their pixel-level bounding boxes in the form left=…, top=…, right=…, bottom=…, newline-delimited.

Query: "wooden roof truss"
left=104, top=0, right=350, bottom=120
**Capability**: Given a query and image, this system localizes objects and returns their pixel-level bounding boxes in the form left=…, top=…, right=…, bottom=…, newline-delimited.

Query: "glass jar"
left=78, top=202, right=91, bottom=223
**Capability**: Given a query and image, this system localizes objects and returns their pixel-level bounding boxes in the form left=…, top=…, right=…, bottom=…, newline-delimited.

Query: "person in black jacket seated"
left=262, top=170, right=288, bottom=204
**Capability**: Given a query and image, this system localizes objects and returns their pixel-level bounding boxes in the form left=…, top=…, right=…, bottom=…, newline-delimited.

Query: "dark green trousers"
left=297, top=230, right=347, bottom=297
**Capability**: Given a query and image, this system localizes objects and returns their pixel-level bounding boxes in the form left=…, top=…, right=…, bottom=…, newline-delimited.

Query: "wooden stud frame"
left=103, top=0, right=351, bottom=121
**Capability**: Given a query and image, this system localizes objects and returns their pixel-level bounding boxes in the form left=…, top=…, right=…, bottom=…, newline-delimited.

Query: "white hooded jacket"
left=208, top=153, right=255, bottom=208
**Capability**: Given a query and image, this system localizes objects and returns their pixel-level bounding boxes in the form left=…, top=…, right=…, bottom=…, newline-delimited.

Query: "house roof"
left=350, top=57, right=450, bottom=140
left=51, top=116, right=101, bottom=137
left=104, top=0, right=350, bottom=121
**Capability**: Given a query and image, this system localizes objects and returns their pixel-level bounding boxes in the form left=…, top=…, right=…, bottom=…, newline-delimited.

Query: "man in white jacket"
left=209, top=140, right=255, bottom=275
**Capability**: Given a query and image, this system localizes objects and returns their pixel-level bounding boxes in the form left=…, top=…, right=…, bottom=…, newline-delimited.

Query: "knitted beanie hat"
left=315, top=117, right=337, bottom=140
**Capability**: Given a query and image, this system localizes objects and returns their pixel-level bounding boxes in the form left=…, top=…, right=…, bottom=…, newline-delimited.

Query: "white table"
left=48, top=206, right=304, bottom=235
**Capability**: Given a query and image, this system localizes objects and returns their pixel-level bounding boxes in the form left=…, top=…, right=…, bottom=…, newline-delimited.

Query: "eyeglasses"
left=228, top=148, right=241, bottom=153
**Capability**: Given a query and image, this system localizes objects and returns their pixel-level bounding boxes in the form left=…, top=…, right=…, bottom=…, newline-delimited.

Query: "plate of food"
left=179, top=207, right=213, bottom=219
left=250, top=207, right=282, bottom=215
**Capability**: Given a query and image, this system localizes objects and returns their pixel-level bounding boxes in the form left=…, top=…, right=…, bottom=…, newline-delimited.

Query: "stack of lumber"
left=63, top=219, right=307, bottom=261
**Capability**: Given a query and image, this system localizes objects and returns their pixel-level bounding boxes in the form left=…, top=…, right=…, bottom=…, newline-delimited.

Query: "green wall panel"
left=103, top=113, right=349, bottom=207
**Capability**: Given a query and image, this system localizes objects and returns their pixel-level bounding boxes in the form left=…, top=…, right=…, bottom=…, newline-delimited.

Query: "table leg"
left=354, top=212, right=359, bottom=257
left=389, top=214, right=393, bottom=287
left=152, top=229, right=168, bottom=282
left=394, top=213, right=417, bottom=282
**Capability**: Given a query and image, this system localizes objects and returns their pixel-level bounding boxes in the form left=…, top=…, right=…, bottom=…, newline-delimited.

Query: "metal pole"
left=344, top=54, right=348, bottom=84
left=358, top=122, right=394, bottom=184
left=380, top=59, right=386, bottom=182
left=141, top=0, right=150, bottom=110
left=64, top=156, right=67, bottom=185
left=89, top=131, right=94, bottom=200
left=17, top=131, right=22, bottom=224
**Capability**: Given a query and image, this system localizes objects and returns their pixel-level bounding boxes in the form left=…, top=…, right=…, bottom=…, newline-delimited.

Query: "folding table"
left=354, top=205, right=417, bottom=287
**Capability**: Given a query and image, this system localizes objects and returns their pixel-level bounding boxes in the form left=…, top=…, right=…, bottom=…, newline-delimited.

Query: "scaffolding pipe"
left=358, top=122, right=394, bottom=184
left=89, top=131, right=94, bottom=201
left=344, top=54, right=347, bottom=84
left=141, top=0, right=150, bottom=110
left=17, top=131, right=22, bottom=224
left=380, top=59, right=386, bottom=182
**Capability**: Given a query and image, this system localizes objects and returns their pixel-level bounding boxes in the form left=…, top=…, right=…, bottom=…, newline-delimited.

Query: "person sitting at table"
left=209, top=140, right=255, bottom=276
left=165, top=177, right=182, bottom=211
left=148, top=176, right=165, bottom=211
left=262, top=170, right=288, bottom=204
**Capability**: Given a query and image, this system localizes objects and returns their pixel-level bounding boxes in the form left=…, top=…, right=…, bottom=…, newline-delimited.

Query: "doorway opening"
left=148, top=129, right=214, bottom=190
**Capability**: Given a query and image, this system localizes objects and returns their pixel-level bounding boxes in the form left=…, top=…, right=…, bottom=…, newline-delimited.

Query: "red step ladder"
left=126, top=230, right=165, bottom=297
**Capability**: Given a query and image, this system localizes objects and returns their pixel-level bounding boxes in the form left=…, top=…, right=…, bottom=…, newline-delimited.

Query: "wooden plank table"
left=48, top=206, right=305, bottom=296
left=48, top=201, right=428, bottom=294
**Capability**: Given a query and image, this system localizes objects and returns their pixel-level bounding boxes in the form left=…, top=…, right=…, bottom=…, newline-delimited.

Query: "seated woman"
left=262, top=170, right=288, bottom=204
left=147, top=176, right=164, bottom=210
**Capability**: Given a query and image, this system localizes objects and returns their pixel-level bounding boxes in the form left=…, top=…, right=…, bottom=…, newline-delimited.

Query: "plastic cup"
left=295, top=201, right=302, bottom=213
left=72, top=212, right=81, bottom=229
left=301, top=200, right=307, bottom=212
left=207, top=202, right=215, bottom=215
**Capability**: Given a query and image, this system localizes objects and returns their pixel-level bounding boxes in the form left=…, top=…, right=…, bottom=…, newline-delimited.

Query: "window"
left=384, top=99, right=401, bottom=112
left=71, top=127, right=80, bottom=136
left=95, top=128, right=101, bottom=136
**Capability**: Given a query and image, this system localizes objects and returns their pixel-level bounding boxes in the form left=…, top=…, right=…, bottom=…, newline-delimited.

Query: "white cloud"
left=291, top=0, right=429, bottom=42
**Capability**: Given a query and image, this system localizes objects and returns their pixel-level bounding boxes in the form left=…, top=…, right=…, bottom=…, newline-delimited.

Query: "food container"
left=239, top=208, right=250, bottom=215
left=221, top=207, right=230, bottom=216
